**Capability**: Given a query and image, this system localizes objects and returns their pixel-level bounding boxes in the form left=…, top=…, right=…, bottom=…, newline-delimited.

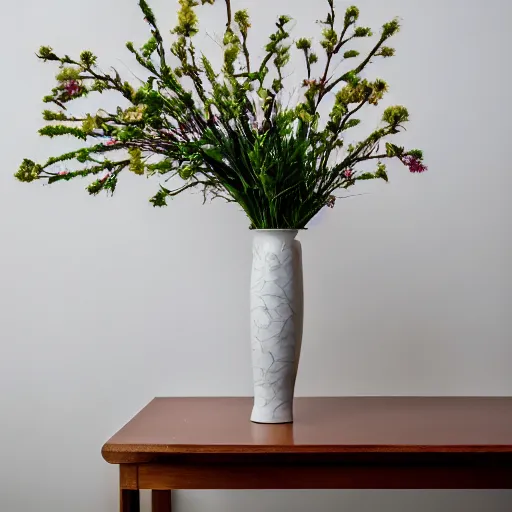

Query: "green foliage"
left=178, top=165, right=196, bottom=179
left=382, top=105, right=409, bottom=126
left=344, top=6, right=360, bottom=25
left=378, top=46, right=395, bottom=57
left=150, top=187, right=170, bottom=207
left=296, top=38, right=311, bottom=51
left=15, top=159, right=42, bottom=183
left=357, top=172, right=377, bottom=181
left=408, top=149, right=424, bottom=160
left=273, top=44, right=290, bottom=70
left=138, top=0, right=157, bottom=25
left=223, top=29, right=241, bottom=75
left=123, top=105, right=146, bottom=123
left=385, top=142, right=404, bottom=157
left=343, top=50, right=359, bottom=59
left=382, top=18, right=400, bottom=38
left=80, top=50, right=97, bottom=67
left=335, top=79, right=388, bottom=107
left=42, top=110, right=68, bottom=121
left=354, top=26, right=372, bottom=37
left=55, top=67, right=81, bottom=81
left=38, top=46, right=59, bottom=61
left=146, top=159, right=174, bottom=175
left=321, top=28, right=338, bottom=53
left=234, top=10, right=250, bottom=35
left=173, top=0, right=200, bottom=37
left=128, top=148, right=145, bottom=175
left=82, top=114, right=97, bottom=133
left=141, top=37, right=158, bottom=58
left=87, top=178, right=106, bottom=195
left=18, top=0, right=425, bottom=227
left=375, top=162, right=388, bottom=182
left=39, top=125, right=88, bottom=140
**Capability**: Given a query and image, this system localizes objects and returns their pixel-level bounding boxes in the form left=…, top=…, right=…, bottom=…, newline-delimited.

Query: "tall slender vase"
left=250, top=230, right=303, bottom=424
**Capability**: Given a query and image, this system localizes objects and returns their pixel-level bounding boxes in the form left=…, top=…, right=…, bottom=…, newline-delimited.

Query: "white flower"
left=247, top=91, right=266, bottom=131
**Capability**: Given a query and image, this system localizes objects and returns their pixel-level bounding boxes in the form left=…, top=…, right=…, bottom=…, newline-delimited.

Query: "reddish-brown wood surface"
left=151, top=490, right=172, bottom=511
left=102, top=397, right=512, bottom=464
left=137, top=461, right=512, bottom=490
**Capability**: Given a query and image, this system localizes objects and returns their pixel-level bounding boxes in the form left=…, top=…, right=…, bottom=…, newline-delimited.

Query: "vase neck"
left=252, top=229, right=298, bottom=244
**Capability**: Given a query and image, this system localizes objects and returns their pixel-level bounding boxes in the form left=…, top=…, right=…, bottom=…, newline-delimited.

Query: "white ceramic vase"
left=250, top=230, right=303, bottom=424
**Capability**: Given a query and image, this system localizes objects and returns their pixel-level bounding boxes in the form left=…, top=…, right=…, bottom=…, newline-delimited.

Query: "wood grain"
left=120, top=464, right=138, bottom=490
left=102, top=397, right=512, bottom=464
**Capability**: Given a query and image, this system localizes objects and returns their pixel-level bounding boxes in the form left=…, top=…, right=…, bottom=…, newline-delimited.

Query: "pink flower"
left=64, top=80, right=81, bottom=97
left=104, top=138, right=117, bottom=146
left=402, top=155, right=428, bottom=174
left=100, top=172, right=111, bottom=183
left=58, top=170, right=69, bottom=176
left=343, top=169, right=353, bottom=179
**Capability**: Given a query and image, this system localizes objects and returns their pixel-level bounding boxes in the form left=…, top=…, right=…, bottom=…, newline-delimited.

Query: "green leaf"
left=150, top=187, right=170, bottom=207
left=296, top=38, right=312, bottom=50
left=37, top=46, right=59, bottom=61
left=128, top=148, right=145, bottom=175
left=343, top=50, right=360, bottom=59
left=385, top=142, right=404, bottom=157
left=344, top=6, right=360, bottom=26
left=39, top=125, right=88, bottom=140
left=376, top=162, right=388, bottom=182
left=354, top=26, right=372, bottom=37
left=15, top=159, right=42, bottom=183
left=42, top=110, right=68, bottom=121
left=382, top=106, right=409, bottom=126
left=408, top=149, right=424, bottom=160
left=80, top=50, right=97, bottom=67
left=382, top=18, right=400, bottom=38
left=357, top=172, right=377, bottom=181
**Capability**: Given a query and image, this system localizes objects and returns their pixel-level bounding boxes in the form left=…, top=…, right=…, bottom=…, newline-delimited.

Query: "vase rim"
left=253, top=229, right=299, bottom=232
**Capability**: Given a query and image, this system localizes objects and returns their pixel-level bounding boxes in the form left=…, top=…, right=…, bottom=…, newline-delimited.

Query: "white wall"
left=1, top=0, right=511, bottom=511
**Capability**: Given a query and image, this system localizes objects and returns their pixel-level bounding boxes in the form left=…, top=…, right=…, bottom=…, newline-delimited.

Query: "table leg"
left=152, top=490, right=172, bottom=512
left=120, top=489, right=140, bottom=512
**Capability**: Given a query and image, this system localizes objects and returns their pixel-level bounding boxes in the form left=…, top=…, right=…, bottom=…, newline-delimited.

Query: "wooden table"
left=102, top=397, right=512, bottom=511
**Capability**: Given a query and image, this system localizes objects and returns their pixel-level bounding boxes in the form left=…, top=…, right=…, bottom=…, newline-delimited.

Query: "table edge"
left=101, top=442, right=512, bottom=464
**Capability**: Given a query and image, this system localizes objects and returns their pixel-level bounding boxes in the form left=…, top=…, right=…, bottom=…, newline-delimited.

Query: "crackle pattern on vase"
left=250, top=230, right=303, bottom=424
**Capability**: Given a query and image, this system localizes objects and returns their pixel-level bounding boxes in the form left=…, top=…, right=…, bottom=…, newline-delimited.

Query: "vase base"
left=250, top=407, right=293, bottom=424
left=250, top=419, right=294, bottom=424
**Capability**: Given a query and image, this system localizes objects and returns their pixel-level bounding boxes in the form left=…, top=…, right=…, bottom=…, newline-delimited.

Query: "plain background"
left=1, top=0, right=511, bottom=510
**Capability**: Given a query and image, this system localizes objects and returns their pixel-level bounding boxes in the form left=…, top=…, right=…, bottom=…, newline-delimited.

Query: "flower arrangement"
left=16, top=0, right=426, bottom=229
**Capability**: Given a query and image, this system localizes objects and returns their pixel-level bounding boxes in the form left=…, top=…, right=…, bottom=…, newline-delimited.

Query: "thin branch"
left=319, top=96, right=370, bottom=176
left=353, top=153, right=387, bottom=163
left=224, top=0, right=232, bottom=31
left=339, top=96, right=368, bottom=131
left=324, top=36, right=386, bottom=96
left=318, top=0, right=336, bottom=89
left=166, top=180, right=210, bottom=197
left=333, top=29, right=352, bottom=55
left=301, top=49, right=311, bottom=80
left=241, top=32, right=251, bottom=73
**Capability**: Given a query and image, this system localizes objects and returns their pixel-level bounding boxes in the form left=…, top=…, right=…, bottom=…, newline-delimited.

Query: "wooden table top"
left=102, top=397, right=512, bottom=464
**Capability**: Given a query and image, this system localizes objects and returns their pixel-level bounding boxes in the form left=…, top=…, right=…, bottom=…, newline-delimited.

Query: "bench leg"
left=120, top=490, right=140, bottom=512
left=152, top=490, right=172, bottom=512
